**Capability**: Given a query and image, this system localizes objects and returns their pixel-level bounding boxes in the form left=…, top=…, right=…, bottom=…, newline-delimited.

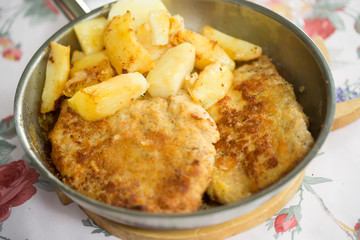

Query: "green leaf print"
left=22, top=0, right=58, bottom=24
left=314, top=0, right=348, bottom=11
left=91, top=228, right=105, bottom=234
left=0, top=140, right=15, bottom=166
left=0, top=116, right=16, bottom=139
left=82, top=218, right=112, bottom=237
left=303, top=176, right=333, bottom=185
left=327, top=12, right=345, bottom=30
left=355, top=14, right=360, bottom=33
left=81, top=218, right=93, bottom=227
left=0, top=224, right=10, bottom=240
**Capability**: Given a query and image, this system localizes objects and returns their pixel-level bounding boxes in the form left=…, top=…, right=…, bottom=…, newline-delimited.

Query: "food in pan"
left=49, top=93, right=219, bottom=213
left=40, top=0, right=314, bottom=213
left=206, top=56, right=314, bottom=204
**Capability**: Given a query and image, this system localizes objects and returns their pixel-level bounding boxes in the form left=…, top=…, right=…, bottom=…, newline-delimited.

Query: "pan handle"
left=53, top=0, right=91, bottom=20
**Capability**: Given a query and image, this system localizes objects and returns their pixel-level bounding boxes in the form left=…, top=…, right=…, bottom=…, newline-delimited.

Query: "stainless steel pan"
left=14, top=0, right=335, bottom=229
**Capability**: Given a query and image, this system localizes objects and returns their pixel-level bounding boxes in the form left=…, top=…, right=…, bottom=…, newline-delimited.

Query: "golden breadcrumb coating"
left=49, top=92, right=219, bottom=213
left=206, top=56, right=314, bottom=204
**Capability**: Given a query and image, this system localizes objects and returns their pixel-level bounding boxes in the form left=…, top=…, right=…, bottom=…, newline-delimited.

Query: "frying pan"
left=14, top=0, right=335, bottom=229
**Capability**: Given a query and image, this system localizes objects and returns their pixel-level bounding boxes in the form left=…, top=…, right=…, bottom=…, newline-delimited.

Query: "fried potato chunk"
left=74, top=17, right=107, bottom=55
left=169, top=15, right=184, bottom=37
left=104, top=11, right=155, bottom=74
left=136, top=22, right=172, bottom=61
left=40, top=41, right=70, bottom=114
left=171, top=29, right=235, bottom=71
left=107, top=0, right=168, bottom=29
left=68, top=72, right=149, bottom=121
left=189, top=62, right=233, bottom=109
left=147, top=42, right=195, bottom=98
left=63, top=59, right=115, bottom=97
left=70, top=50, right=85, bottom=63
left=149, top=9, right=170, bottom=45
left=202, top=25, right=262, bottom=61
left=70, top=51, right=109, bottom=77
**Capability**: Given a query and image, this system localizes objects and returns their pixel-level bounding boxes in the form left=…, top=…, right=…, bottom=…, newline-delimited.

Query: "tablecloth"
left=0, top=0, right=359, bottom=239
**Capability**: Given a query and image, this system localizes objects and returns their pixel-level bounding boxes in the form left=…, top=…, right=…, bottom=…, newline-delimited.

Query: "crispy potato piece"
left=71, top=50, right=85, bottom=63
left=136, top=22, right=172, bottom=60
left=202, top=25, right=262, bottom=61
left=184, top=72, right=198, bottom=91
left=68, top=72, right=149, bottom=121
left=107, top=0, right=168, bottom=29
left=74, top=17, right=107, bottom=55
left=40, top=42, right=70, bottom=114
left=104, top=12, right=155, bottom=74
left=169, top=15, right=184, bottom=37
left=189, top=62, right=233, bottom=109
left=171, top=29, right=235, bottom=71
left=147, top=42, right=195, bottom=98
left=63, top=59, right=115, bottom=97
left=149, top=10, right=170, bottom=45
left=70, top=51, right=108, bottom=77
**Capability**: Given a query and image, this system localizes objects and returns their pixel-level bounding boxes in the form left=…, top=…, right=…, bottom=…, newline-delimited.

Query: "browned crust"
left=49, top=93, right=219, bottom=213
left=207, top=56, right=314, bottom=204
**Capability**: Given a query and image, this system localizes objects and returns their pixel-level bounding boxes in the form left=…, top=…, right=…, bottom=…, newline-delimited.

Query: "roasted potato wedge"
left=68, top=72, right=149, bottom=121
left=74, top=17, right=107, bottom=55
left=149, top=9, right=170, bottom=45
left=169, top=15, right=184, bottom=37
left=147, top=42, right=195, bottom=98
left=184, top=72, right=198, bottom=91
left=63, top=59, right=115, bottom=97
left=70, top=50, right=85, bottom=63
left=202, top=25, right=262, bottom=61
left=104, top=12, right=155, bottom=74
left=136, top=22, right=172, bottom=61
left=40, top=42, right=70, bottom=114
left=70, top=51, right=109, bottom=77
left=107, top=0, right=168, bottom=29
left=171, top=29, right=235, bottom=71
left=189, top=62, right=233, bottom=109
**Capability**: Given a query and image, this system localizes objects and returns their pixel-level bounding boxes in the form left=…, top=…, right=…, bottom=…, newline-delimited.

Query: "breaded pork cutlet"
left=49, top=92, right=219, bottom=213
left=206, top=55, right=314, bottom=204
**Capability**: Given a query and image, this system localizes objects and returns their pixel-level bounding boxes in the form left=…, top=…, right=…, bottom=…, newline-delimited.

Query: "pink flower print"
left=0, top=160, right=39, bottom=222
left=0, top=37, right=13, bottom=48
left=303, top=18, right=336, bottom=39
left=274, top=213, right=298, bottom=233
left=269, top=0, right=284, bottom=5
left=2, top=47, right=22, bottom=61
left=44, top=0, right=59, bottom=14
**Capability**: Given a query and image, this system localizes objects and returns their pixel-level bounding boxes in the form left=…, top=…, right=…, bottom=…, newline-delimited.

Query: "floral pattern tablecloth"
left=0, top=0, right=359, bottom=239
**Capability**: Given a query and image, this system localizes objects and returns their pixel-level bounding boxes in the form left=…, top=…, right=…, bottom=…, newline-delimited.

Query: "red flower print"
left=355, top=222, right=360, bottom=231
left=0, top=160, right=39, bottom=222
left=2, top=47, right=22, bottom=61
left=356, top=222, right=360, bottom=240
left=274, top=213, right=298, bottom=233
left=303, top=18, right=336, bottom=39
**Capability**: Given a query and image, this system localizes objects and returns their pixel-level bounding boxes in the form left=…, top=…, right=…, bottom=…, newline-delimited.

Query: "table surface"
left=1, top=0, right=360, bottom=239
